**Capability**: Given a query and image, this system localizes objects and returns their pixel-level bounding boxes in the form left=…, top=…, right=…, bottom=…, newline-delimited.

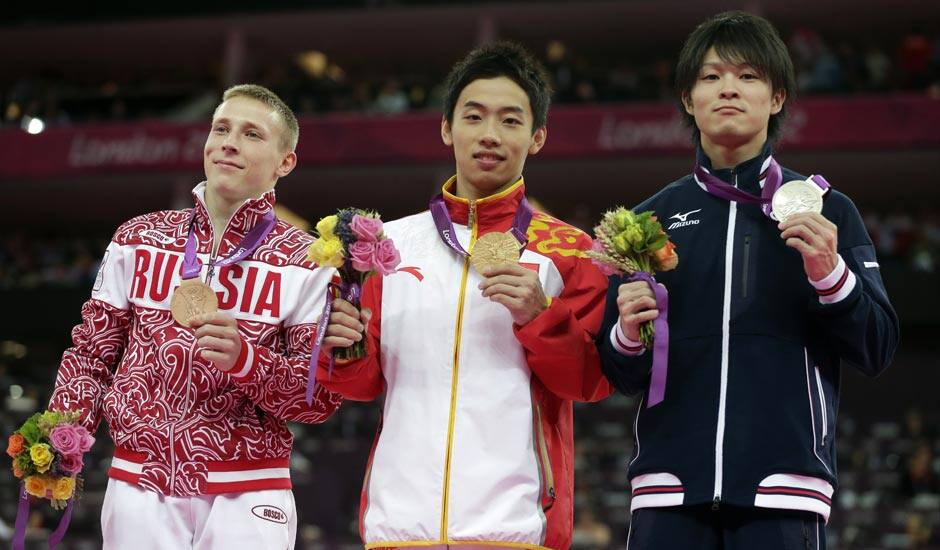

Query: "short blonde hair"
left=219, top=84, right=299, bottom=152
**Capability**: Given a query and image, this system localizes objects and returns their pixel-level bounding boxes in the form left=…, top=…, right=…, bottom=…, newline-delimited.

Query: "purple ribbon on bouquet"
left=429, top=193, right=534, bottom=256
left=629, top=271, right=669, bottom=408
left=180, top=209, right=277, bottom=280
left=693, top=157, right=830, bottom=220
left=13, top=486, right=75, bottom=550
left=305, top=280, right=362, bottom=405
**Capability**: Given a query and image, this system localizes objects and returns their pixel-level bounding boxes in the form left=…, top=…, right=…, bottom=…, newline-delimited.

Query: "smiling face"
left=203, top=95, right=297, bottom=206
left=441, top=76, right=547, bottom=200
left=684, top=46, right=785, bottom=156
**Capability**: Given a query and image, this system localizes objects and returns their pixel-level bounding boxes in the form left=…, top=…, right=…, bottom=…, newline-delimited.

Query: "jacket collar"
left=440, top=176, right=527, bottom=231
left=190, top=181, right=276, bottom=244
left=695, top=141, right=774, bottom=195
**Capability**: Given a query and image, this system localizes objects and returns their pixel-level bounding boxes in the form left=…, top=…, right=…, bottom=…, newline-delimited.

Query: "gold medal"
left=170, top=279, right=219, bottom=327
left=771, top=179, right=824, bottom=223
left=470, top=231, right=522, bottom=274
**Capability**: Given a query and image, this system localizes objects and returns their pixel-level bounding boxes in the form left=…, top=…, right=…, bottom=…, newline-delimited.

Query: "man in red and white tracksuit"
left=49, top=84, right=341, bottom=550
left=319, top=43, right=611, bottom=549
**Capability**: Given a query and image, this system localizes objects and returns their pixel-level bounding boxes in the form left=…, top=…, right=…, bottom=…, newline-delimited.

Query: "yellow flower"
left=52, top=476, right=76, bottom=500
left=307, top=237, right=345, bottom=268
left=24, top=476, right=50, bottom=498
left=29, top=443, right=54, bottom=473
left=315, top=215, right=339, bottom=238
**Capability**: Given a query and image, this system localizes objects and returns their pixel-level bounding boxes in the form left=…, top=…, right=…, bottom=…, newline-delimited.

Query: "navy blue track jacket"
left=597, top=144, right=900, bottom=521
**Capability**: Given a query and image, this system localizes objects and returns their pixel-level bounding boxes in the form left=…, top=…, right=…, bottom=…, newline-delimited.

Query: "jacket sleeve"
left=49, top=241, right=131, bottom=432
left=513, top=240, right=612, bottom=403
left=315, top=274, right=385, bottom=401
left=808, top=194, right=900, bottom=377
left=228, top=266, right=343, bottom=423
left=595, top=274, right=655, bottom=396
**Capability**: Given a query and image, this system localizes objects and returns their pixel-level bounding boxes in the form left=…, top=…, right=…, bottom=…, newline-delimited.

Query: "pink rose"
left=49, top=425, right=83, bottom=456
left=78, top=428, right=95, bottom=453
left=350, top=215, right=383, bottom=243
left=58, top=453, right=84, bottom=475
left=349, top=240, right=376, bottom=272
left=372, top=238, right=401, bottom=276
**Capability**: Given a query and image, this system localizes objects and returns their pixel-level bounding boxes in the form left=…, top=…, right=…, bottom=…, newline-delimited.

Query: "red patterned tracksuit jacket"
left=50, top=182, right=341, bottom=496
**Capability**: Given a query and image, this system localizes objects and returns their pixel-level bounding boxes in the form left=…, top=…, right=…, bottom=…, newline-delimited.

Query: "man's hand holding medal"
left=778, top=212, right=839, bottom=281
left=473, top=231, right=548, bottom=326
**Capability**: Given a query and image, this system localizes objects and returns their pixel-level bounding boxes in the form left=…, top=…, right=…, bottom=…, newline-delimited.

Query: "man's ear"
left=528, top=126, right=547, bottom=155
left=276, top=151, right=297, bottom=178
left=441, top=116, right=454, bottom=147
left=683, top=92, right=695, bottom=116
left=770, top=89, right=787, bottom=115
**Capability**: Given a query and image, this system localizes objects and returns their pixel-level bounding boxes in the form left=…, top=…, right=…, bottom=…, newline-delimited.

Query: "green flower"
left=18, top=415, right=42, bottom=445
left=611, top=208, right=636, bottom=230
left=620, top=225, right=645, bottom=251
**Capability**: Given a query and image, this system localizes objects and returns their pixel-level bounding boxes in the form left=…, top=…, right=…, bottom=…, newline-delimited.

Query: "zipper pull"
left=712, top=496, right=720, bottom=511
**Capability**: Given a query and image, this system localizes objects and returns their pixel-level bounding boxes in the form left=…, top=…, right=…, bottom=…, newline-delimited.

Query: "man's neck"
left=453, top=174, right=520, bottom=201
left=701, top=134, right=766, bottom=171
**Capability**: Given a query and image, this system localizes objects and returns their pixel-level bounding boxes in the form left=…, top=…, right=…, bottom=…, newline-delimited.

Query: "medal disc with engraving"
left=771, top=179, right=824, bottom=223
left=470, top=231, right=522, bottom=273
left=171, top=279, right=219, bottom=327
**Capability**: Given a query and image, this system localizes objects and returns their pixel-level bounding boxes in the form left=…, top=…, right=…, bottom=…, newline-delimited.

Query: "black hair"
left=443, top=40, right=552, bottom=133
left=675, top=11, right=796, bottom=143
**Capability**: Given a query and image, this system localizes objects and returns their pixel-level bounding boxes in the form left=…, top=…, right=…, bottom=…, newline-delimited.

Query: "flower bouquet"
left=305, top=209, right=401, bottom=404
left=307, top=208, right=402, bottom=361
left=585, top=207, right=678, bottom=407
left=8, top=409, right=94, bottom=548
left=585, top=207, right=677, bottom=346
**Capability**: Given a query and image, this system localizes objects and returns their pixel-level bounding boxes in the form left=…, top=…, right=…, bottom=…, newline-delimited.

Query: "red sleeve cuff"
left=229, top=339, right=256, bottom=380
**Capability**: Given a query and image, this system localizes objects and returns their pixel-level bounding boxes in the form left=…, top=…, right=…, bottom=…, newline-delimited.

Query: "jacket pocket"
left=534, top=403, right=556, bottom=510
left=813, top=366, right=828, bottom=446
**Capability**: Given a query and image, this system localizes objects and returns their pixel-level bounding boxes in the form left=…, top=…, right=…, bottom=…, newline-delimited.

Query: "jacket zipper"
left=814, top=366, right=828, bottom=446
left=713, top=169, right=738, bottom=509
left=440, top=199, right=477, bottom=541
left=534, top=402, right=556, bottom=509
left=741, top=234, right=751, bottom=298
left=170, top=206, right=229, bottom=491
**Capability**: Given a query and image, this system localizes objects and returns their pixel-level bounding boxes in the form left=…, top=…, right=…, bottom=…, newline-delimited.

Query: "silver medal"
left=771, top=179, right=824, bottom=222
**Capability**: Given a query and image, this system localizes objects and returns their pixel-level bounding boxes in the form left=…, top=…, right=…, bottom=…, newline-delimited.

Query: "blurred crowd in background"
left=3, top=27, right=939, bottom=129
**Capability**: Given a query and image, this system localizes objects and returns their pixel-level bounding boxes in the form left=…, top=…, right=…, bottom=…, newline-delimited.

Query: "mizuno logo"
left=670, top=209, right=701, bottom=223
left=667, top=209, right=702, bottom=230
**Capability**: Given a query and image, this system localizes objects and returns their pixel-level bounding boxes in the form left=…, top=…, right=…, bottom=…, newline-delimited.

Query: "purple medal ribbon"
left=180, top=209, right=278, bottom=280
left=428, top=192, right=534, bottom=257
left=629, top=271, right=669, bottom=408
left=694, top=157, right=830, bottom=219
left=13, top=486, right=75, bottom=550
left=306, top=281, right=361, bottom=405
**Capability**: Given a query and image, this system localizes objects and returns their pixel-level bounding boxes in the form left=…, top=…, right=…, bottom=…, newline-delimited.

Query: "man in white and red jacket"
left=49, top=84, right=341, bottom=550
left=318, top=42, right=611, bottom=550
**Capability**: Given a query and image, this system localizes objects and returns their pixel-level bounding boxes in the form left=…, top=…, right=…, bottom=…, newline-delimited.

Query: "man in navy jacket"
left=597, top=11, right=900, bottom=549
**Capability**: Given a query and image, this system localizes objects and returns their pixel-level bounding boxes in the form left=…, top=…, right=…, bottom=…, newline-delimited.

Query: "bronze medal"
left=170, top=279, right=219, bottom=327
left=470, top=231, right=521, bottom=274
